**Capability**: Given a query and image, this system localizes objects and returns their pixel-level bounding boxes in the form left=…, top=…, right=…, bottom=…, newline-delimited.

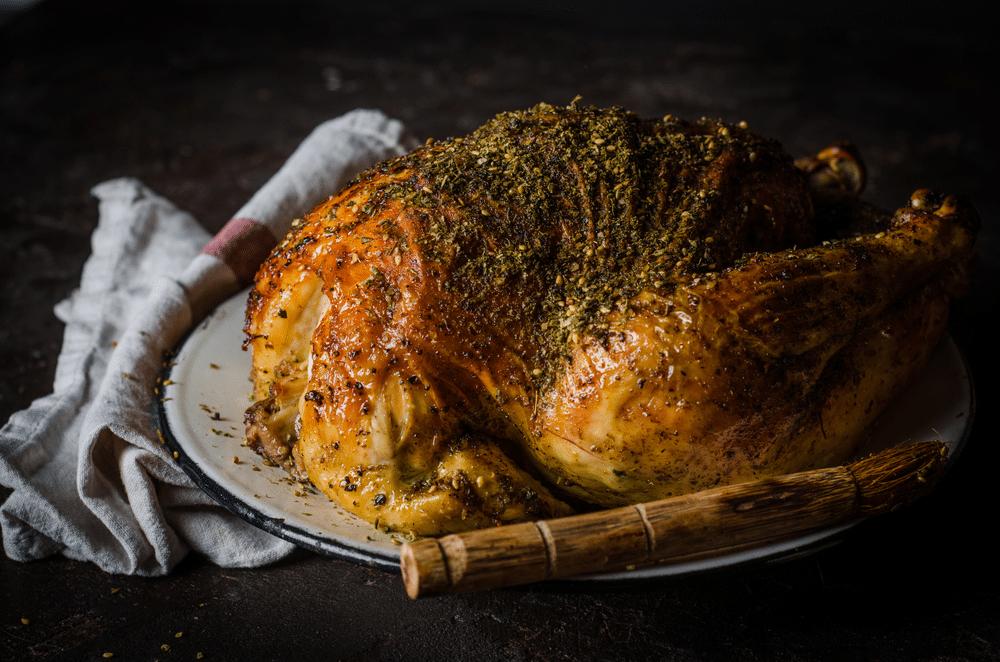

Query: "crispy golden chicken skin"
left=243, top=103, right=978, bottom=535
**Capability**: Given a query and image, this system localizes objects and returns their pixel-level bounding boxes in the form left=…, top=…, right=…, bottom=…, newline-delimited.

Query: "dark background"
left=2, top=1, right=998, bottom=660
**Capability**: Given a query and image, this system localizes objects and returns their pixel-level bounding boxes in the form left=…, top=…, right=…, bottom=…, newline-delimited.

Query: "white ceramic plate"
left=157, top=288, right=975, bottom=579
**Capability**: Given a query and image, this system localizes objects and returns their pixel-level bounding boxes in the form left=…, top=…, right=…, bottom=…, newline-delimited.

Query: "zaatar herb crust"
left=316, top=101, right=813, bottom=382
left=243, top=102, right=978, bottom=536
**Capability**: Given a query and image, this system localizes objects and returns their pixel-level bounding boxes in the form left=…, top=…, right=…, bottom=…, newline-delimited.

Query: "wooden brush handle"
left=401, top=441, right=946, bottom=598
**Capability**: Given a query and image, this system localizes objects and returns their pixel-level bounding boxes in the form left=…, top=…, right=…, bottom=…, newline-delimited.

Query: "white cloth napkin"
left=0, top=109, right=419, bottom=575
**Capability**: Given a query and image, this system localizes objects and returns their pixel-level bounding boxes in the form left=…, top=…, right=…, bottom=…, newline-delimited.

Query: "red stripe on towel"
left=201, top=217, right=277, bottom=287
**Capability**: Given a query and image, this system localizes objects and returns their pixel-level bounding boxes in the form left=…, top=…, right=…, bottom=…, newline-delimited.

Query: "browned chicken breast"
left=243, top=102, right=978, bottom=536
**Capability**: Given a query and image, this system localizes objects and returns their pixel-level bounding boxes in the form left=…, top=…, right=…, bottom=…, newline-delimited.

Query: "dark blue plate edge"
left=154, top=323, right=975, bottom=584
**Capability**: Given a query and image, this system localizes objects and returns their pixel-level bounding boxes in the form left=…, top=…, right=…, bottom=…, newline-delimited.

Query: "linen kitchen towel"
left=0, top=109, right=418, bottom=574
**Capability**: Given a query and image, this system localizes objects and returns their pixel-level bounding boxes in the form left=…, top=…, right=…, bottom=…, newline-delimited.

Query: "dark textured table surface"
left=2, top=1, right=998, bottom=660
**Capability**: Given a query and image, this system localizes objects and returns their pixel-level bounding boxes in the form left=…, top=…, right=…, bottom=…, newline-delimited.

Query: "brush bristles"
left=848, top=441, right=949, bottom=516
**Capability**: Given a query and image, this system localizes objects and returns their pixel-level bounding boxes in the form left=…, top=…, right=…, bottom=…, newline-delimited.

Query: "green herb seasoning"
left=290, top=102, right=810, bottom=385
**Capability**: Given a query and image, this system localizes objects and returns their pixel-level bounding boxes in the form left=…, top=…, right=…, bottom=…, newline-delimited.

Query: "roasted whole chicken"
left=244, top=103, right=978, bottom=536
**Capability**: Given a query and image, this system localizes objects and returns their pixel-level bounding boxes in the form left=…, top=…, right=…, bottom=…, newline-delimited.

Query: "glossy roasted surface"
left=2, top=1, right=998, bottom=659
left=245, top=105, right=976, bottom=534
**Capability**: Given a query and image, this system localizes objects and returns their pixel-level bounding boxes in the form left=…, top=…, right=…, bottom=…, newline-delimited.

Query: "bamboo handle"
left=401, top=441, right=947, bottom=598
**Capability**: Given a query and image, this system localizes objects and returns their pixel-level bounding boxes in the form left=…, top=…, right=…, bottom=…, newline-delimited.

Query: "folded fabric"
left=0, top=109, right=419, bottom=575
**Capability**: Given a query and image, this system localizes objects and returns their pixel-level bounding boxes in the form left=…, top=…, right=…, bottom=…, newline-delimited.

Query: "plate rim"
left=155, top=383, right=402, bottom=571
left=155, top=291, right=976, bottom=581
